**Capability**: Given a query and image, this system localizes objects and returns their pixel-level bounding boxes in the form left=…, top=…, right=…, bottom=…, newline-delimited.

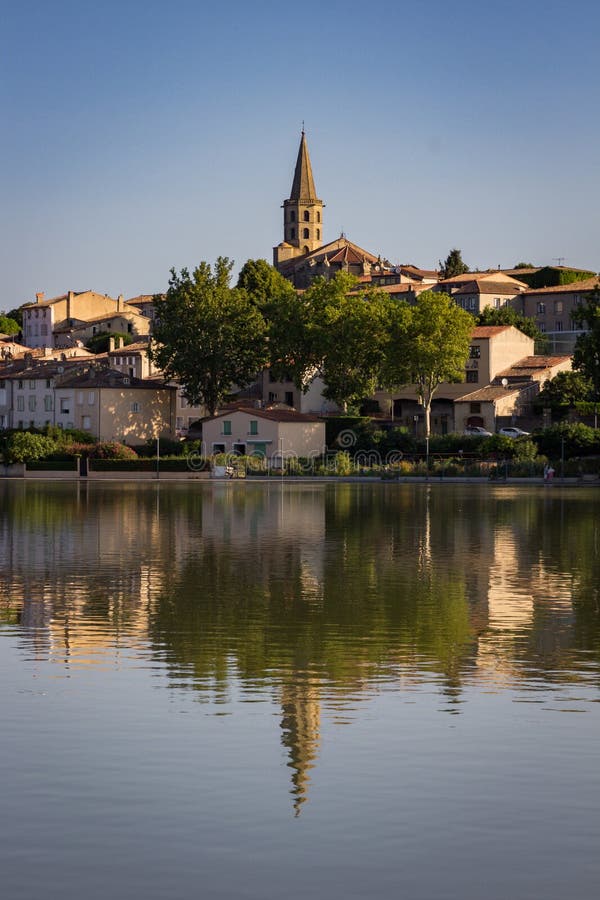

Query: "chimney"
left=117, top=294, right=124, bottom=312
left=67, top=290, right=75, bottom=320
left=36, top=292, right=45, bottom=303
left=108, top=336, right=115, bottom=353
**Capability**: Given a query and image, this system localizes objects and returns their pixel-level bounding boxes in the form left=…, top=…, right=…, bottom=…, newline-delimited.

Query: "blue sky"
left=1, top=0, right=599, bottom=308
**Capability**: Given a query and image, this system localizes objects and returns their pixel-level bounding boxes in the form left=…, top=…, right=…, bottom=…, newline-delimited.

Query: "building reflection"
left=0, top=481, right=599, bottom=812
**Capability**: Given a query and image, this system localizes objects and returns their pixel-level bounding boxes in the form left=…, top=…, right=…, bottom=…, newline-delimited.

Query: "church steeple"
left=282, top=131, right=324, bottom=255
left=290, top=131, right=318, bottom=201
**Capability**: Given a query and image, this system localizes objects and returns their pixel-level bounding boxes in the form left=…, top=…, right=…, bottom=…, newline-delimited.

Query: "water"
left=0, top=481, right=599, bottom=900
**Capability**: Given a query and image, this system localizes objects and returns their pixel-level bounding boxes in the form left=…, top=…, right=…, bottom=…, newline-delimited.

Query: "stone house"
left=517, top=276, right=600, bottom=354
left=201, top=407, right=325, bottom=459
left=454, top=355, right=572, bottom=433
left=375, top=325, right=539, bottom=434
left=20, top=290, right=140, bottom=349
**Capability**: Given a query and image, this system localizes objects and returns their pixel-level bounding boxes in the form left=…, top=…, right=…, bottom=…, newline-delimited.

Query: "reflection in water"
left=1, top=481, right=599, bottom=813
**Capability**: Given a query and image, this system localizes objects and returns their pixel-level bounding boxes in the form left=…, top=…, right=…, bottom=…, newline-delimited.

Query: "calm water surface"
left=0, top=481, right=599, bottom=900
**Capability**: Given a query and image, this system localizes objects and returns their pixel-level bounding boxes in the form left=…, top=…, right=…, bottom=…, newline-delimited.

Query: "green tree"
left=533, top=371, right=593, bottom=421
left=0, top=315, right=20, bottom=335
left=386, top=291, right=473, bottom=437
left=150, top=258, right=268, bottom=416
left=268, top=273, right=390, bottom=412
left=514, top=262, right=534, bottom=269
left=5, top=306, right=24, bottom=328
left=438, top=248, right=469, bottom=279
left=4, top=432, right=57, bottom=464
left=476, top=305, right=548, bottom=347
left=85, top=331, right=133, bottom=354
left=572, top=286, right=600, bottom=419
left=236, top=258, right=296, bottom=312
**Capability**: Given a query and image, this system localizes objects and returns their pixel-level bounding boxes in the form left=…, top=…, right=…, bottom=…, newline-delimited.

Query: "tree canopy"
left=236, top=258, right=296, bottom=312
left=438, top=248, right=469, bottom=280
left=0, top=315, right=20, bottom=336
left=150, top=258, right=269, bottom=416
left=572, top=286, right=600, bottom=401
left=384, top=291, right=473, bottom=437
left=86, top=331, right=133, bottom=354
left=267, top=272, right=391, bottom=412
left=533, top=370, right=593, bottom=420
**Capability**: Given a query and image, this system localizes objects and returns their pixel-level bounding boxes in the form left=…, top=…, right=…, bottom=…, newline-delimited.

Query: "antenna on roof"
left=554, top=257, right=565, bottom=266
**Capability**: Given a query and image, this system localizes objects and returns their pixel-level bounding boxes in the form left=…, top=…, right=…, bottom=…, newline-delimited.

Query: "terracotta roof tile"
left=524, top=277, right=600, bottom=296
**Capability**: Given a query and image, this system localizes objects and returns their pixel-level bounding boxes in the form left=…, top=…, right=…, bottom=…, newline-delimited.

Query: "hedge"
left=90, top=457, right=210, bottom=472
left=26, top=460, right=78, bottom=471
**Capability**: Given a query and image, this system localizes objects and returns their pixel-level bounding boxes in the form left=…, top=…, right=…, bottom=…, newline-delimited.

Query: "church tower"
left=274, top=131, right=324, bottom=270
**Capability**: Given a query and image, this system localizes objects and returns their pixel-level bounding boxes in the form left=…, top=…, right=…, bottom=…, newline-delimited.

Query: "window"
left=536, top=302, right=546, bottom=314
left=60, top=398, right=69, bottom=414
left=303, top=228, right=310, bottom=239
left=18, top=380, right=23, bottom=389
left=82, top=416, right=91, bottom=430
left=44, top=396, right=52, bottom=411
left=268, top=392, right=277, bottom=403
left=223, top=420, right=232, bottom=435
left=470, top=403, right=481, bottom=414
left=88, top=392, right=95, bottom=405
left=249, top=420, right=258, bottom=435
left=303, top=210, right=310, bottom=222
left=316, top=211, right=321, bottom=223
left=41, top=324, right=48, bottom=336
left=213, top=443, right=225, bottom=454
left=131, top=402, right=140, bottom=413
left=555, top=321, right=563, bottom=331
left=285, top=391, right=294, bottom=406
left=290, top=227, right=296, bottom=240
left=469, top=345, right=481, bottom=359
left=316, top=229, right=320, bottom=240
left=290, top=210, right=296, bottom=222
left=17, top=396, right=24, bottom=411
left=538, top=322, right=546, bottom=333
left=28, top=396, right=36, bottom=411
left=466, top=371, right=478, bottom=383
left=46, top=379, right=51, bottom=388
left=77, top=391, right=84, bottom=405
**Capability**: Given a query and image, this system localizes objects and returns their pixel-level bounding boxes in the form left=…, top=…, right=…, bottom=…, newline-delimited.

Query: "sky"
left=1, top=0, right=599, bottom=309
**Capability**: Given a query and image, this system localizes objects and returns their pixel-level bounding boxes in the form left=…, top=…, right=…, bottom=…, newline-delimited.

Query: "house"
left=20, top=290, right=139, bottom=349
left=374, top=325, right=538, bottom=434
left=125, top=295, right=160, bottom=321
left=455, top=355, right=572, bottom=433
left=261, top=369, right=339, bottom=415
left=201, top=407, right=325, bottom=459
left=55, top=367, right=176, bottom=443
left=54, top=309, right=151, bottom=348
left=518, top=276, right=600, bottom=354
left=0, top=358, right=93, bottom=431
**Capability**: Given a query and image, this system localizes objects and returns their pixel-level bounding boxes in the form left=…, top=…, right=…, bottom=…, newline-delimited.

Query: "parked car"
left=498, top=427, right=530, bottom=438
left=464, top=426, right=493, bottom=436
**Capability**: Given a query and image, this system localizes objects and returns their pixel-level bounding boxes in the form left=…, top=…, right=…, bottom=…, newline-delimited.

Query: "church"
left=273, top=131, right=382, bottom=289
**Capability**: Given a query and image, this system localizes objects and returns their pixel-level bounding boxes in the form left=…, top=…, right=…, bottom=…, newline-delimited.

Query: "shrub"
left=5, top=432, right=57, bottom=464
left=533, top=423, right=600, bottom=459
left=89, top=442, right=138, bottom=460
left=137, top=437, right=185, bottom=457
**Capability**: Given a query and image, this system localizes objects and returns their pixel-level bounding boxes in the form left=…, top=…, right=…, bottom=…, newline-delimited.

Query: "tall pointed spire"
left=274, top=130, right=324, bottom=271
left=290, top=131, right=318, bottom=201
